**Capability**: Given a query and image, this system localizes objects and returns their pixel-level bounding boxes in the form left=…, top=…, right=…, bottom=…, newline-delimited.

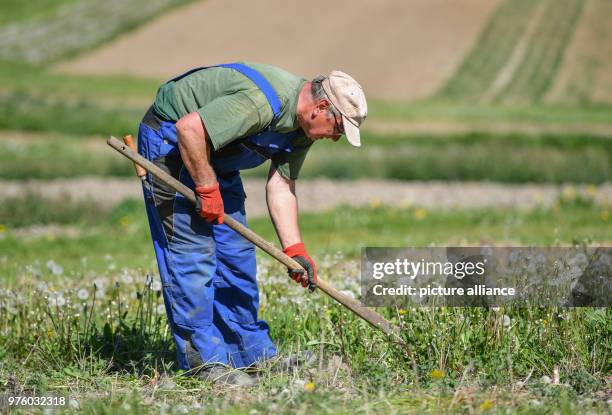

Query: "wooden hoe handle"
left=107, top=136, right=397, bottom=337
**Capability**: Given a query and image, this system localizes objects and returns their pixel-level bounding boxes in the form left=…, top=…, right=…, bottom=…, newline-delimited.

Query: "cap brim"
left=342, top=115, right=361, bottom=147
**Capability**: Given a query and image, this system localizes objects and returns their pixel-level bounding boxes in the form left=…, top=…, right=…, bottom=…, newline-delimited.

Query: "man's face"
left=299, top=100, right=344, bottom=142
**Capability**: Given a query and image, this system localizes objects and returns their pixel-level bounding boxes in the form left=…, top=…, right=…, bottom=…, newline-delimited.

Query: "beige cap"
left=322, top=70, right=367, bottom=147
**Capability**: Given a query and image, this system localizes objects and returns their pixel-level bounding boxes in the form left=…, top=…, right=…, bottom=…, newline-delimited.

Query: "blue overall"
left=137, top=63, right=300, bottom=369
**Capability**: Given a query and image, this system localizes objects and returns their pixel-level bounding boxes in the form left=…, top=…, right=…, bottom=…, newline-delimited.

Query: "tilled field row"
left=1, top=178, right=610, bottom=218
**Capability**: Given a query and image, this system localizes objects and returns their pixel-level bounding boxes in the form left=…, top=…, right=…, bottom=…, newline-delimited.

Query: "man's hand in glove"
left=283, top=242, right=317, bottom=292
left=195, top=183, right=224, bottom=224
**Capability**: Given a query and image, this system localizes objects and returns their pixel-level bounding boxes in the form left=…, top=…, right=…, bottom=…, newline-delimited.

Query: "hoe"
left=108, top=135, right=397, bottom=337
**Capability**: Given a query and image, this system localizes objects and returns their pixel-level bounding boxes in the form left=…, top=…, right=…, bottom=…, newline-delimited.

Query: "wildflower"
left=369, top=198, right=381, bottom=209
left=36, top=282, right=49, bottom=292
left=0, top=224, right=6, bottom=233
left=502, top=315, right=511, bottom=327
left=48, top=293, right=65, bottom=307
left=47, top=329, right=53, bottom=338
left=430, top=369, right=444, bottom=380
left=120, top=216, right=130, bottom=228
left=77, top=289, right=89, bottom=300
left=304, top=382, right=315, bottom=392
left=586, top=184, right=597, bottom=197
left=561, top=185, right=576, bottom=201
left=399, top=309, right=407, bottom=315
left=601, top=210, right=609, bottom=222
left=414, top=208, right=427, bottom=220
left=151, top=281, right=162, bottom=292
left=479, top=400, right=494, bottom=411
left=156, top=304, right=166, bottom=315
left=46, top=260, right=64, bottom=276
left=120, top=271, right=133, bottom=285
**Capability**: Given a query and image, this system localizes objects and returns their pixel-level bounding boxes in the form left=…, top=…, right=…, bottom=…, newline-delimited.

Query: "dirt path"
left=2, top=178, right=610, bottom=218
left=55, top=0, right=499, bottom=99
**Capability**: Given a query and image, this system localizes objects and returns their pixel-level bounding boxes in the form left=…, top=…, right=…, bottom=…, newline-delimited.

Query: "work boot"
left=198, top=365, right=258, bottom=387
left=185, top=340, right=257, bottom=387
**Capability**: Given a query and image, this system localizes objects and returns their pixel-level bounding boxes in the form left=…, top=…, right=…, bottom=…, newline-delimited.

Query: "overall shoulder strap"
left=166, top=63, right=283, bottom=123
left=217, top=63, right=282, bottom=123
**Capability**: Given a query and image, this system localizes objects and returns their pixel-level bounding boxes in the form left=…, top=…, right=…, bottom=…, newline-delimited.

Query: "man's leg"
left=210, top=172, right=277, bottom=368
left=138, top=120, right=230, bottom=370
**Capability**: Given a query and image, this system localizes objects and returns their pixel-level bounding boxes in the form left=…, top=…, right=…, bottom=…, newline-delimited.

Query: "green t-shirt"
left=153, top=62, right=311, bottom=180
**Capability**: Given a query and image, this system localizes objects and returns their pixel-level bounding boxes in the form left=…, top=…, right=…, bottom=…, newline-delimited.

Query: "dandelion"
left=398, top=309, right=407, bottom=315
left=502, top=315, right=511, bottom=327
left=120, top=271, right=133, bottom=285
left=77, top=289, right=89, bottom=300
left=586, top=184, right=597, bottom=197
left=479, top=400, right=494, bottom=411
left=151, top=281, right=162, bottom=292
left=46, top=260, right=64, bottom=276
left=304, top=382, right=315, bottom=392
left=120, top=216, right=130, bottom=228
left=414, top=208, right=427, bottom=220
left=48, top=293, right=65, bottom=307
left=430, top=369, right=444, bottom=380
left=561, top=185, right=576, bottom=201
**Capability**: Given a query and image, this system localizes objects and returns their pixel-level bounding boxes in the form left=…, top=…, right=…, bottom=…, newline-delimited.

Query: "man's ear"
left=314, top=99, right=330, bottom=115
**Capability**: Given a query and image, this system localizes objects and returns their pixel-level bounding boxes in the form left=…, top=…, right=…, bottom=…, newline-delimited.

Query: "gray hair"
left=311, top=75, right=340, bottom=118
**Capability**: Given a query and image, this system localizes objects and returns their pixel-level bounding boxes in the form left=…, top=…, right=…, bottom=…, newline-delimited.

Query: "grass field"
left=1, top=201, right=610, bottom=413
left=0, top=0, right=195, bottom=64
left=2, top=130, right=610, bottom=183
left=1, top=60, right=610, bottom=184
left=439, top=0, right=588, bottom=104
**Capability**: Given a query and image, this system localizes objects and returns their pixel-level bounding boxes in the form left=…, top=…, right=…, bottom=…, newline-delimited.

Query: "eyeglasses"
left=332, top=112, right=344, bottom=136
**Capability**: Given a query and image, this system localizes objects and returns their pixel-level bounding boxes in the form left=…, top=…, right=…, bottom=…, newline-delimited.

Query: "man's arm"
left=266, top=164, right=318, bottom=291
left=266, top=164, right=301, bottom=248
left=176, top=112, right=224, bottom=223
left=176, top=112, right=216, bottom=187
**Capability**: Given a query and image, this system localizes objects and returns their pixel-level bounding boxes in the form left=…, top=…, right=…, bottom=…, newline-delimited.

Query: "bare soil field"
left=2, top=178, right=609, bottom=218
left=546, top=0, right=612, bottom=104
left=55, top=0, right=499, bottom=99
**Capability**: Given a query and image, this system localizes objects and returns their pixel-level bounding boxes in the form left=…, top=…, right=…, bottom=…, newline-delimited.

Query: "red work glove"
left=195, top=184, right=224, bottom=224
left=283, top=242, right=317, bottom=292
